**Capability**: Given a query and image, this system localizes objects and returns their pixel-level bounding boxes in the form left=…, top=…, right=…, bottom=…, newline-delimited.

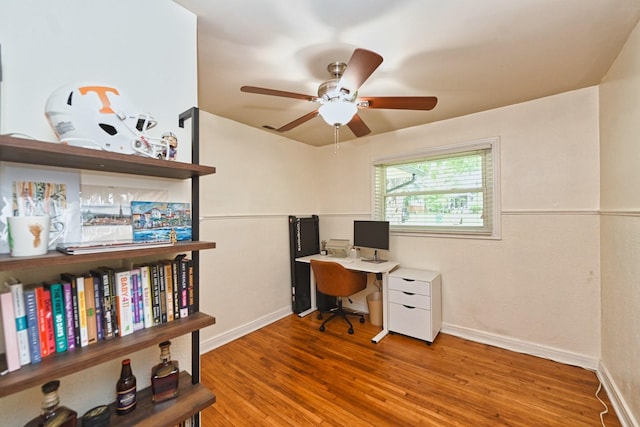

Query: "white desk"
left=295, top=254, right=399, bottom=343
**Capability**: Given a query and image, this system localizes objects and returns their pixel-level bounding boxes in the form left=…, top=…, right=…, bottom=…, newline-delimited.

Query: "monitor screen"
left=353, top=220, right=390, bottom=251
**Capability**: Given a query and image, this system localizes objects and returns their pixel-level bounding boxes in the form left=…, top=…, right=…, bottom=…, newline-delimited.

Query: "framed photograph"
left=131, top=201, right=192, bottom=242
left=80, top=185, right=168, bottom=242
left=0, top=162, right=81, bottom=253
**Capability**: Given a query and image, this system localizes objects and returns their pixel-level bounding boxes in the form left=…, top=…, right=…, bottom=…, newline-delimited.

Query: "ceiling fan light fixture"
left=318, top=101, right=357, bottom=126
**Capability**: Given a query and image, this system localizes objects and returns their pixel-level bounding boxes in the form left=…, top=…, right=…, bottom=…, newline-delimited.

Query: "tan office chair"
left=310, top=259, right=367, bottom=334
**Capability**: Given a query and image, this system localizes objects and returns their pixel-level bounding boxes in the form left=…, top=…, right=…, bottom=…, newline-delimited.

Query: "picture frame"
left=0, top=162, right=81, bottom=253
left=131, top=201, right=192, bottom=242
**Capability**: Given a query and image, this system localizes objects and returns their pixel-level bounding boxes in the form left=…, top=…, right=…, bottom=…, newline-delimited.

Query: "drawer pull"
left=403, top=305, right=416, bottom=309
left=402, top=278, right=416, bottom=282
left=402, top=291, right=415, bottom=296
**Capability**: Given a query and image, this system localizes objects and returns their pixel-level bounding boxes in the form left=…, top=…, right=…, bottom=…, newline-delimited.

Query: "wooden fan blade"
left=347, top=114, right=371, bottom=137
left=338, top=49, right=383, bottom=94
left=241, top=86, right=317, bottom=102
left=359, top=96, right=438, bottom=110
left=276, top=110, right=319, bottom=132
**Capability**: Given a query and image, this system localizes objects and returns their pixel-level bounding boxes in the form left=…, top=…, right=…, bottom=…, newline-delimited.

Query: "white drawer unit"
left=388, top=268, right=442, bottom=344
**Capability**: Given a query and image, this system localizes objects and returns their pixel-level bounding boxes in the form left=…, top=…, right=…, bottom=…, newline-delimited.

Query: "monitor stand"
left=362, top=250, right=387, bottom=264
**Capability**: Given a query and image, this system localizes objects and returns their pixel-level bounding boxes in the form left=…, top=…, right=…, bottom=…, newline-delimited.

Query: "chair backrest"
left=310, top=259, right=367, bottom=297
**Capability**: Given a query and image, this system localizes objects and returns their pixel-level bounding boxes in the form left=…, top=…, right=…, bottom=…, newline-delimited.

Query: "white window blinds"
left=373, top=139, right=499, bottom=236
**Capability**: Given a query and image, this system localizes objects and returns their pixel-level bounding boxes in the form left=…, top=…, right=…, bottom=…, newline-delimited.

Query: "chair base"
left=317, top=297, right=365, bottom=334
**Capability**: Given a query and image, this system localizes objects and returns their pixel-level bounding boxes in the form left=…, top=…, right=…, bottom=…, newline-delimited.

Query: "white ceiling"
left=175, top=0, right=640, bottom=147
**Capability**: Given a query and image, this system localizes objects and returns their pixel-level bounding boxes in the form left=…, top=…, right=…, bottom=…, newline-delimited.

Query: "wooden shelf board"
left=106, top=371, right=216, bottom=427
left=0, top=313, right=216, bottom=398
left=0, top=241, right=216, bottom=272
left=0, top=134, right=215, bottom=179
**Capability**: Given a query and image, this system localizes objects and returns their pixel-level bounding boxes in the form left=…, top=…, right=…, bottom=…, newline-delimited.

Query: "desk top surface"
left=295, top=254, right=399, bottom=274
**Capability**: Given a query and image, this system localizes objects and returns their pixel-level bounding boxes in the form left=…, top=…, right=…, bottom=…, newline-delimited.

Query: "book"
left=62, top=282, right=76, bottom=351
left=161, top=260, right=175, bottom=323
left=150, top=263, right=161, bottom=325
left=1, top=290, right=21, bottom=372
left=83, top=276, right=98, bottom=345
left=42, top=288, right=56, bottom=356
left=43, top=282, right=67, bottom=353
left=76, top=276, right=89, bottom=347
left=23, top=287, right=42, bottom=363
left=130, top=268, right=144, bottom=332
left=138, top=265, right=154, bottom=328
left=90, top=268, right=115, bottom=340
left=176, top=255, right=189, bottom=318
left=7, top=280, right=31, bottom=365
left=34, top=286, right=51, bottom=358
left=89, top=273, right=104, bottom=341
left=157, top=262, right=168, bottom=323
left=114, top=269, right=134, bottom=336
left=56, top=239, right=173, bottom=255
left=171, top=257, right=181, bottom=320
left=60, top=273, right=81, bottom=348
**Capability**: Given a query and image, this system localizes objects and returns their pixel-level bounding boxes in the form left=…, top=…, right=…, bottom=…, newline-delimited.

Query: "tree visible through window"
left=373, top=139, right=499, bottom=236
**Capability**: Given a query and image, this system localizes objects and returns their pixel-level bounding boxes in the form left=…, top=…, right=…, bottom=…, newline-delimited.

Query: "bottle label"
left=116, top=386, right=137, bottom=412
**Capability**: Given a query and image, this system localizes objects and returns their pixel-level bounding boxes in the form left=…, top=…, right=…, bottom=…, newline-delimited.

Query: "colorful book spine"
left=163, top=261, right=174, bottom=323
left=62, top=282, right=76, bottom=351
left=91, top=268, right=114, bottom=340
left=138, top=265, right=154, bottom=328
left=178, top=256, right=190, bottom=318
left=114, top=269, right=134, bottom=336
left=76, top=276, right=89, bottom=347
left=34, top=286, right=50, bottom=358
left=157, top=262, right=167, bottom=324
left=44, top=283, right=67, bottom=353
left=0, top=291, right=20, bottom=372
left=171, top=257, right=180, bottom=320
left=130, top=268, right=144, bottom=332
left=9, top=281, right=31, bottom=365
left=83, top=276, right=97, bottom=345
left=90, top=274, right=104, bottom=341
left=23, top=287, right=42, bottom=364
left=151, top=263, right=161, bottom=325
left=42, top=288, right=56, bottom=356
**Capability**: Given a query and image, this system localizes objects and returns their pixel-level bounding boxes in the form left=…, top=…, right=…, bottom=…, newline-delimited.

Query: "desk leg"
left=297, top=268, right=317, bottom=318
left=371, top=272, right=390, bottom=343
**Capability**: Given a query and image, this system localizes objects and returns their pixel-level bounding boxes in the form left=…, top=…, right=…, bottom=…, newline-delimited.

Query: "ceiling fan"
left=240, top=48, right=438, bottom=138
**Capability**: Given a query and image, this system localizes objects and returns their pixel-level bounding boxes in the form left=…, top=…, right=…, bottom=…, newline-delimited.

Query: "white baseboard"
left=441, top=322, right=600, bottom=370
left=200, top=306, right=293, bottom=354
left=597, top=361, right=639, bottom=427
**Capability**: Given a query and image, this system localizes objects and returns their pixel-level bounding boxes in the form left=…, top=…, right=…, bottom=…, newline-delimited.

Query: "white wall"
left=197, top=112, right=319, bottom=349
left=0, top=1, right=198, bottom=424
left=315, top=88, right=602, bottom=366
left=599, top=16, right=640, bottom=427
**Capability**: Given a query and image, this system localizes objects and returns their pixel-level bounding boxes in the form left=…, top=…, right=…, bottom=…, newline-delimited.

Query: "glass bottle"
left=151, top=340, right=179, bottom=403
left=24, top=380, right=78, bottom=427
left=116, top=359, right=137, bottom=415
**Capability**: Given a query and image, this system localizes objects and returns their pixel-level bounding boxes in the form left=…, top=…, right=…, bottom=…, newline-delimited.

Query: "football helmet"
left=45, top=83, right=169, bottom=159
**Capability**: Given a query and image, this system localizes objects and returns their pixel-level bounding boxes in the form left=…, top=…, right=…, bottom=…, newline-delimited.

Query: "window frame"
left=372, top=137, right=501, bottom=239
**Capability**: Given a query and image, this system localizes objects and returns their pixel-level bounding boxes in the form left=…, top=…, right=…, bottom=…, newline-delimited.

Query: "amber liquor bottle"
left=24, top=380, right=78, bottom=427
left=116, top=359, right=137, bottom=415
left=151, top=340, right=180, bottom=403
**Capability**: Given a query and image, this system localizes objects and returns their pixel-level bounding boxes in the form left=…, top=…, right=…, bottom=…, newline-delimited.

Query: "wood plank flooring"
left=200, top=313, right=621, bottom=426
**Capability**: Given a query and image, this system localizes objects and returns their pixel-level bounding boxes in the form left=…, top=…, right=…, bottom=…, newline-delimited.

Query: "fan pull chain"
left=334, top=125, right=339, bottom=154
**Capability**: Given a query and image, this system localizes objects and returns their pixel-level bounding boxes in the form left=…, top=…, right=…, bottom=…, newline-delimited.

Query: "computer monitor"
left=353, top=220, right=389, bottom=263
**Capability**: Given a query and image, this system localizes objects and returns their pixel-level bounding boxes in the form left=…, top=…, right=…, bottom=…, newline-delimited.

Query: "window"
left=373, top=138, right=500, bottom=238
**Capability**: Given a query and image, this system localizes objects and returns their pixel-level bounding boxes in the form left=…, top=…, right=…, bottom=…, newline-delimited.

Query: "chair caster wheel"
left=319, top=325, right=325, bottom=332
left=359, top=317, right=365, bottom=323
left=317, top=314, right=323, bottom=320
left=348, top=328, right=354, bottom=334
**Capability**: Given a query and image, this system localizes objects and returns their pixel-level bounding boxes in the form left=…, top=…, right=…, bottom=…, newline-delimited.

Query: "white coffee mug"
left=7, top=215, right=64, bottom=257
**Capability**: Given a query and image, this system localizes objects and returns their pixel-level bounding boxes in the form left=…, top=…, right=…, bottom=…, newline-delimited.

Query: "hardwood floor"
left=200, top=314, right=621, bottom=426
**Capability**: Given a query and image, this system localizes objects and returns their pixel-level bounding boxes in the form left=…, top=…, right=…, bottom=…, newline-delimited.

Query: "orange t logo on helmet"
left=78, top=86, right=120, bottom=114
